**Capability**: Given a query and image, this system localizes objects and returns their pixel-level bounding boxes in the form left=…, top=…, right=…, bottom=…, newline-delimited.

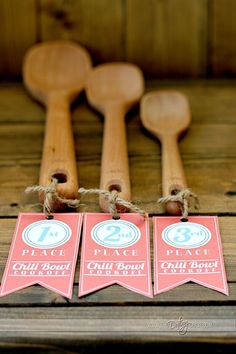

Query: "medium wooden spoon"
left=141, top=91, right=191, bottom=215
left=23, top=40, right=91, bottom=208
left=86, top=63, right=144, bottom=212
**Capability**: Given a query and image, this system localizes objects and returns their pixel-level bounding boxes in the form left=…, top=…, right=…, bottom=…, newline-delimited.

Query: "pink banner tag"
left=0, top=213, right=83, bottom=298
left=79, top=213, right=153, bottom=298
left=154, top=216, right=228, bottom=295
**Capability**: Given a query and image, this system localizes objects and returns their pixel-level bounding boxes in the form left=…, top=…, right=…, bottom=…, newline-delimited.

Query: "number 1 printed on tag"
left=0, top=213, right=83, bottom=298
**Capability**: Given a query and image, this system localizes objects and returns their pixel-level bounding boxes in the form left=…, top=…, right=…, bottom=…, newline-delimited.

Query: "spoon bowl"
left=86, top=63, right=144, bottom=114
left=141, top=91, right=190, bottom=140
left=24, top=40, right=91, bottom=105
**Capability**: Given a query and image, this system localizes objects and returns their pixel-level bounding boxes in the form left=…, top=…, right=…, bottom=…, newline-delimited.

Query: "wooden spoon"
left=86, top=63, right=144, bottom=212
left=23, top=40, right=92, bottom=209
left=141, top=91, right=191, bottom=215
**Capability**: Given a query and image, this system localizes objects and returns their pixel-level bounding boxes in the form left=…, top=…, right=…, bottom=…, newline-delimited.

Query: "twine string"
left=79, top=187, right=146, bottom=218
left=25, top=178, right=80, bottom=218
left=158, top=188, right=199, bottom=221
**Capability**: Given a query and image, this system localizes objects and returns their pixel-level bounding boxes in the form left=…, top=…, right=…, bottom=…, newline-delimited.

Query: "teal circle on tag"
left=91, top=219, right=141, bottom=249
left=162, top=222, right=211, bottom=249
left=22, top=220, right=72, bottom=249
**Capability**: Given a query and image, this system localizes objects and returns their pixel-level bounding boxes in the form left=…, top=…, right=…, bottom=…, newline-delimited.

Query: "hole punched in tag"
left=112, top=215, right=120, bottom=220
left=46, top=214, right=54, bottom=220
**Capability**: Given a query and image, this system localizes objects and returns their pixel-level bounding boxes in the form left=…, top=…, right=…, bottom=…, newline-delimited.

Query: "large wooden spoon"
left=23, top=40, right=91, bottom=208
left=141, top=91, right=191, bottom=215
left=86, top=63, right=144, bottom=211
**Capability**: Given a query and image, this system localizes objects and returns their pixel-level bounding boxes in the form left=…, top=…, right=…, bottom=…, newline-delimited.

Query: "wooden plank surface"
left=0, top=0, right=37, bottom=79
left=0, top=282, right=236, bottom=306
left=1, top=82, right=236, bottom=215
left=2, top=1, right=236, bottom=79
left=40, top=0, right=124, bottom=63
left=0, top=0, right=208, bottom=78
left=211, top=0, right=236, bottom=77
left=0, top=306, right=235, bottom=344
left=0, top=80, right=236, bottom=348
left=126, top=0, right=208, bottom=78
left=3, top=80, right=236, bottom=125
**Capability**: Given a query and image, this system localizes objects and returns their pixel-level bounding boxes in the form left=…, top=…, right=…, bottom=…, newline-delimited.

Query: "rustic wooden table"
left=0, top=80, right=235, bottom=353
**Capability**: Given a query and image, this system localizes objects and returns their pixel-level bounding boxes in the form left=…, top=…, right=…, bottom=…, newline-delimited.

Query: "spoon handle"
left=100, top=106, right=131, bottom=212
left=39, top=94, right=78, bottom=206
left=162, top=135, right=187, bottom=215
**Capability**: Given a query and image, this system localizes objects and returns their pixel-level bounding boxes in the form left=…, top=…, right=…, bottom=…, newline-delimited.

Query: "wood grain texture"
left=0, top=306, right=235, bottom=345
left=1, top=81, right=236, bottom=215
left=126, top=0, right=208, bottom=78
left=3, top=80, right=236, bottom=124
left=1, top=282, right=236, bottom=305
left=0, top=80, right=236, bottom=347
left=40, top=0, right=124, bottom=63
left=211, top=0, right=236, bottom=76
left=0, top=0, right=37, bottom=79
left=1, top=0, right=236, bottom=79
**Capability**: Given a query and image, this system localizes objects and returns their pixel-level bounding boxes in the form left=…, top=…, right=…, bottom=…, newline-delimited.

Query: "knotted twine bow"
left=158, top=188, right=199, bottom=221
left=79, top=188, right=146, bottom=219
left=25, top=178, right=80, bottom=218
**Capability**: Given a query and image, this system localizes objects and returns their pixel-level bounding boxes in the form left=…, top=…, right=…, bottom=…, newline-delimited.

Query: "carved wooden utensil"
left=23, top=40, right=92, bottom=208
left=86, top=63, right=144, bottom=212
left=141, top=91, right=191, bottom=215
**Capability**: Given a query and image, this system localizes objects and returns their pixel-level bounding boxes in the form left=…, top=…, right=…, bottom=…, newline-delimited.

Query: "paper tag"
left=79, top=213, right=153, bottom=298
left=0, top=213, right=83, bottom=298
left=153, top=216, right=228, bottom=295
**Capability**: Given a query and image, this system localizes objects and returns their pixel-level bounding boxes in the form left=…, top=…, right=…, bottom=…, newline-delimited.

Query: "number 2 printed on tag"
left=91, top=219, right=141, bottom=248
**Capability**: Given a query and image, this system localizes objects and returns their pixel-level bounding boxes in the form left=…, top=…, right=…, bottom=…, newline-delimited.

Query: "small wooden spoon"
left=86, top=63, right=144, bottom=212
left=23, top=40, right=91, bottom=208
left=141, top=91, right=191, bottom=215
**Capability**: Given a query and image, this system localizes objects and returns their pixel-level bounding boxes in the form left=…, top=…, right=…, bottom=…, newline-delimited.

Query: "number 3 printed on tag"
left=162, top=222, right=211, bottom=249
